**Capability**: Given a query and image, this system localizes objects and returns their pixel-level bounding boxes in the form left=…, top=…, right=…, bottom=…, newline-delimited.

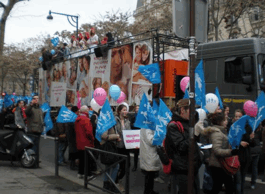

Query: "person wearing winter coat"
left=114, top=104, right=131, bottom=192
left=202, top=112, right=238, bottom=194
left=165, top=99, right=202, bottom=194
left=101, top=126, right=122, bottom=193
left=140, top=128, right=161, bottom=194
left=75, top=105, right=94, bottom=179
left=250, top=124, right=262, bottom=190
left=66, top=106, right=79, bottom=170
left=130, top=105, right=140, bottom=171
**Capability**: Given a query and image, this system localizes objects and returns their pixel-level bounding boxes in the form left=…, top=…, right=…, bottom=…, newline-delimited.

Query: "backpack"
left=157, top=121, right=184, bottom=174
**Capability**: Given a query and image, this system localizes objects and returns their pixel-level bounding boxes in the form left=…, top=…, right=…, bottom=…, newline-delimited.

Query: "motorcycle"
left=0, top=124, right=36, bottom=168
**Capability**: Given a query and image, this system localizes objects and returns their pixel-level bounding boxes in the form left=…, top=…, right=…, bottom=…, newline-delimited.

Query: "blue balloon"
left=109, top=85, right=121, bottom=101
left=39, top=56, right=43, bottom=62
left=51, top=49, right=56, bottom=55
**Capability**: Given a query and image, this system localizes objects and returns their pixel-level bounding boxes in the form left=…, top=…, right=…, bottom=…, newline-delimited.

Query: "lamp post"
left=47, top=10, right=79, bottom=39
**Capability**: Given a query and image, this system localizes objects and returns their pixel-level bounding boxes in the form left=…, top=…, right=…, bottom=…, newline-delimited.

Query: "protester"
left=202, top=112, right=237, bottom=194
left=75, top=105, right=94, bottom=179
left=55, top=121, right=68, bottom=165
left=14, top=100, right=26, bottom=129
left=66, top=106, right=79, bottom=170
left=140, top=125, right=161, bottom=194
left=165, top=99, right=202, bottom=194
left=101, top=121, right=122, bottom=193
left=90, top=109, right=101, bottom=175
left=130, top=104, right=140, bottom=172
left=25, top=95, right=44, bottom=168
left=250, top=124, right=262, bottom=190
left=115, top=104, right=131, bottom=192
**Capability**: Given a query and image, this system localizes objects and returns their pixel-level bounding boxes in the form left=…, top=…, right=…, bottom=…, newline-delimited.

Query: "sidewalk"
left=0, top=161, right=99, bottom=194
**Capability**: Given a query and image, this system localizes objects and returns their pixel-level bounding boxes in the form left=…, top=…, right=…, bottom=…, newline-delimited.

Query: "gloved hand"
left=231, top=149, right=239, bottom=156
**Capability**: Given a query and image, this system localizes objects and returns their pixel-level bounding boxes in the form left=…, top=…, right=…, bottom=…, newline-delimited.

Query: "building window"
left=250, top=7, right=263, bottom=22
left=209, top=24, right=214, bottom=33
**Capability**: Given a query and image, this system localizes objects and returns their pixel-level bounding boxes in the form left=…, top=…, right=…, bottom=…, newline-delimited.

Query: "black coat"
left=90, top=111, right=100, bottom=148
left=130, top=113, right=140, bottom=130
left=165, top=112, right=202, bottom=174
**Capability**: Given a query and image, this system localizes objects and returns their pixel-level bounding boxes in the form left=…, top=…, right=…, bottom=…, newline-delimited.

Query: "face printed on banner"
left=61, top=63, right=67, bottom=78
left=111, top=49, right=122, bottom=79
left=70, top=71, right=77, bottom=85
left=102, top=81, right=109, bottom=96
left=79, top=58, right=84, bottom=72
left=93, top=78, right=102, bottom=90
left=135, top=46, right=141, bottom=64
left=83, top=56, right=90, bottom=73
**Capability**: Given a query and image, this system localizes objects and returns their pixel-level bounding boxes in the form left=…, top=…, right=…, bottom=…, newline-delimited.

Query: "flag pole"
left=187, top=0, right=196, bottom=193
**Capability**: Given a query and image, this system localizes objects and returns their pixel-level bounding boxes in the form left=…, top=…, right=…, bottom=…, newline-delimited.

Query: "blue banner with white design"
left=195, top=60, right=206, bottom=108
left=96, top=99, right=117, bottom=142
left=248, top=91, right=265, bottom=131
left=153, top=99, right=172, bottom=146
left=138, top=63, right=161, bottom=84
left=215, top=87, right=223, bottom=109
left=41, top=102, right=51, bottom=113
left=56, top=105, right=77, bottom=123
left=152, top=100, right=159, bottom=118
left=134, top=93, right=156, bottom=130
left=51, top=37, right=59, bottom=47
left=0, top=99, right=3, bottom=112
left=42, top=111, right=53, bottom=135
left=4, top=94, right=13, bottom=108
left=228, top=115, right=248, bottom=149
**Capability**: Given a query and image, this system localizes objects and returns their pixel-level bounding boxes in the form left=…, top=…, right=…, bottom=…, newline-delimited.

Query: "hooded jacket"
left=165, top=112, right=202, bottom=174
left=75, top=113, right=94, bottom=150
left=202, top=125, right=232, bottom=168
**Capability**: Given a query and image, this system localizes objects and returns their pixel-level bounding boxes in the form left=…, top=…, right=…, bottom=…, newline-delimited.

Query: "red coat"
left=75, top=113, right=94, bottom=150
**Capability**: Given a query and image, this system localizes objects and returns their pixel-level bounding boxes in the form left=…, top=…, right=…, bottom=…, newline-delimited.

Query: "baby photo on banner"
left=77, top=55, right=91, bottom=106
left=60, top=61, right=68, bottom=83
left=110, top=44, right=133, bottom=105
left=90, top=51, right=111, bottom=101
left=51, top=63, right=61, bottom=82
left=66, top=59, right=78, bottom=90
left=66, top=89, right=77, bottom=106
left=44, top=69, right=51, bottom=104
left=131, top=41, right=153, bottom=105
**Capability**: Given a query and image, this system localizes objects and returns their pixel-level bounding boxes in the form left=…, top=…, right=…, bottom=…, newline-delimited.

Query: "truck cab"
left=197, top=38, right=265, bottom=116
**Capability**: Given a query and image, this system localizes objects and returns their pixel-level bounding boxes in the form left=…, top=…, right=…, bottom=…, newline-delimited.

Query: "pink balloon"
left=243, top=100, right=258, bottom=117
left=117, top=91, right=126, bottom=104
left=93, top=88, right=107, bottom=106
left=13, top=93, right=16, bottom=95
left=180, top=76, right=190, bottom=92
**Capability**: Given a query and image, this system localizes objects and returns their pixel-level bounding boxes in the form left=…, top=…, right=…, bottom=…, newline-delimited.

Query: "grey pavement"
left=2, top=135, right=265, bottom=194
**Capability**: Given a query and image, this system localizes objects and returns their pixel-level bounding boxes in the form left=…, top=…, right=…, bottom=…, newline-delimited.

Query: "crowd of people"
left=0, top=95, right=264, bottom=194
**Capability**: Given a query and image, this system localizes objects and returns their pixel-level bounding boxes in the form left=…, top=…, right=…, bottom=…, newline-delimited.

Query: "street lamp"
left=47, top=10, right=79, bottom=39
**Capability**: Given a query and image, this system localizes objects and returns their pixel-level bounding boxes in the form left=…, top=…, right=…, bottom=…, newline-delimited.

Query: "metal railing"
left=84, top=147, right=130, bottom=194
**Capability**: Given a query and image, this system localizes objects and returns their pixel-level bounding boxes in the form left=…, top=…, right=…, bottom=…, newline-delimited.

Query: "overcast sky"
left=1, top=0, right=137, bottom=44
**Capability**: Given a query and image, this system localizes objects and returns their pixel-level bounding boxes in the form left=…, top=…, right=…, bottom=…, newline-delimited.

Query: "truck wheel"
left=21, top=149, right=36, bottom=168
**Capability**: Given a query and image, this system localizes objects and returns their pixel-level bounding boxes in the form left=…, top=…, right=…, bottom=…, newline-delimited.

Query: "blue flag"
left=152, top=100, right=159, bottom=118
left=228, top=115, right=248, bottom=149
left=138, top=63, right=161, bottom=84
left=0, top=99, right=3, bottom=112
left=134, top=93, right=156, bottom=130
left=4, top=94, right=13, bottom=108
left=248, top=91, right=265, bottom=131
left=89, top=110, right=93, bottom=118
left=195, top=60, right=206, bottom=108
left=153, top=99, right=172, bottom=146
left=51, top=37, right=59, bottom=47
left=183, top=88, right=189, bottom=99
left=95, top=99, right=117, bottom=142
left=44, top=111, right=53, bottom=132
left=215, top=87, right=223, bottom=109
left=41, top=103, right=51, bottom=113
left=56, top=105, right=77, bottom=123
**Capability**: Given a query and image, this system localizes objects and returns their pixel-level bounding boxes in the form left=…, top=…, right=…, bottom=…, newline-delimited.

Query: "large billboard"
left=42, top=42, right=153, bottom=107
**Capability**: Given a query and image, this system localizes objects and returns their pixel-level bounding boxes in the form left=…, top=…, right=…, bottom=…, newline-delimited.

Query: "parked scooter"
left=0, top=124, right=36, bottom=168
